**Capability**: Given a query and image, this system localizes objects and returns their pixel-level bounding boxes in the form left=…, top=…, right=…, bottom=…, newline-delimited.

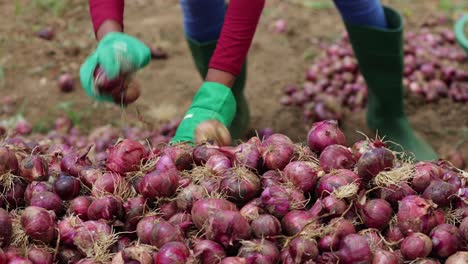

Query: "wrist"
left=205, top=68, right=236, bottom=88
left=97, top=20, right=123, bottom=41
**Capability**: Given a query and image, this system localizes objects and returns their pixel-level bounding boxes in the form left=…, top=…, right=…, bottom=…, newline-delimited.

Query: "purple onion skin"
left=422, top=180, right=457, bottom=207
left=0, top=208, right=12, bottom=248
left=319, top=144, right=355, bottom=172
left=30, top=191, right=63, bottom=215
left=27, top=247, right=53, bottom=264
left=149, top=221, right=184, bottom=248
left=401, top=233, right=432, bottom=261
left=372, top=249, right=399, bottom=264
left=54, top=174, right=81, bottom=200
left=251, top=214, right=282, bottom=239
left=307, top=120, right=347, bottom=153
left=460, top=217, right=468, bottom=241
left=193, top=239, right=226, bottom=264
left=154, top=241, right=190, bottom=264
left=357, top=147, right=395, bottom=182
left=412, top=162, right=443, bottom=193
left=359, top=198, right=393, bottom=230
left=430, top=224, right=461, bottom=258
left=445, top=252, right=468, bottom=264
left=336, top=234, right=372, bottom=264
left=287, top=237, right=319, bottom=262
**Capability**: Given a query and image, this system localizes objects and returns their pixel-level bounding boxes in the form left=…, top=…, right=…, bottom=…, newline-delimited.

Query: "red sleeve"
left=209, top=0, right=265, bottom=76
left=89, top=0, right=124, bottom=34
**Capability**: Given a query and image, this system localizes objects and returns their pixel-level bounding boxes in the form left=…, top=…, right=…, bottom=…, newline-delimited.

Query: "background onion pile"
left=0, top=118, right=467, bottom=263
left=280, top=18, right=468, bottom=123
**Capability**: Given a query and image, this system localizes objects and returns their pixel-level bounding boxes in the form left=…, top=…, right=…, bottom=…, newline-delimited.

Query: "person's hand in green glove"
left=171, top=70, right=237, bottom=146
left=79, top=22, right=151, bottom=104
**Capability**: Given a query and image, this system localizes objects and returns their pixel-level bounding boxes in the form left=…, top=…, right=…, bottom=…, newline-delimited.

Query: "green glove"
left=79, top=32, right=151, bottom=102
left=171, top=82, right=237, bottom=144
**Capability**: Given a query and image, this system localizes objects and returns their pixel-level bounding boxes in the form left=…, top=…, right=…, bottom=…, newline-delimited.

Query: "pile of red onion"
left=0, top=118, right=467, bottom=263
left=281, top=17, right=467, bottom=124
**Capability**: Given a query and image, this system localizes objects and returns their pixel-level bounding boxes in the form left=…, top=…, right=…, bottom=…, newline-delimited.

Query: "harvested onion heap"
left=281, top=18, right=468, bottom=123
left=0, top=119, right=467, bottom=264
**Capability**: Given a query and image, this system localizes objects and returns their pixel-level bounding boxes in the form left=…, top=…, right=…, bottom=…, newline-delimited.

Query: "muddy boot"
left=186, top=37, right=250, bottom=141
left=344, top=7, right=438, bottom=161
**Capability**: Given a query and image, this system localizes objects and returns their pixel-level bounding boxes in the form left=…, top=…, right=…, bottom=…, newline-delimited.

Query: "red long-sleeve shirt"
left=89, top=0, right=265, bottom=76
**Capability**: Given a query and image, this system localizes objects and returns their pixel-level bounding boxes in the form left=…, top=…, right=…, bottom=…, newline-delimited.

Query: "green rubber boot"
left=345, top=7, right=438, bottom=161
left=186, top=37, right=250, bottom=141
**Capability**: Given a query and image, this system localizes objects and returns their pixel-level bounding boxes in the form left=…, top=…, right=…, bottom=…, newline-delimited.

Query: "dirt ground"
left=0, top=0, right=467, bottom=160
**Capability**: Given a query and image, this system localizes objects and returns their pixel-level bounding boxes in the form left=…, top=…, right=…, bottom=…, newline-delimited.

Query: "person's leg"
left=334, top=1, right=437, bottom=160
left=180, top=0, right=249, bottom=141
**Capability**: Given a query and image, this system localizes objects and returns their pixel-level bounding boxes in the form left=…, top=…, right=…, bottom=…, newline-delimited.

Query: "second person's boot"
left=344, top=7, right=438, bottom=161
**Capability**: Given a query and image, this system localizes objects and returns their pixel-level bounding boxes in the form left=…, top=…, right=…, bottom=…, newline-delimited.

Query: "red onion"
left=320, top=195, right=348, bottom=217
left=69, top=196, right=92, bottom=220
left=36, top=27, right=54, bottom=40
left=319, top=144, right=355, bottom=172
left=422, top=180, right=457, bottom=207
left=385, top=225, right=404, bottom=244
left=7, top=256, right=33, bottom=264
left=136, top=216, right=160, bottom=244
left=412, top=162, right=443, bottom=193
left=307, top=120, right=346, bottom=153
left=260, top=170, right=283, bottom=188
left=400, top=232, right=432, bottom=260
left=430, top=224, right=461, bottom=257
left=378, top=183, right=416, bottom=205
left=4, top=181, right=26, bottom=208
left=445, top=252, right=468, bottom=264
left=316, top=252, right=339, bottom=264
left=352, top=139, right=377, bottom=160
left=238, top=239, right=280, bottom=263
left=24, top=181, right=52, bottom=204
left=262, top=134, right=295, bottom=170
left=261, top=185, right=306, bottom=217
left=106, top=139, right=146, bottom=174
left=138, top=169, right=180, bottom=198
left=231, top=137, right=262, bottom=169
left=79, top=167, right=101, bottom=188
left=283, top=161, right=318, bottom=192
left=168, top=213, right=192, bottom=232
left=157, top=200, right=178, bottom=220
left=221, top=167, right=261, bottom=204
left=240, top=198, right=264, bottom=221
left=191, top=198, right=237, bottom=229
left=112, top=245, right=153, bottom=264
left=30, top=191, right=63, bottom=214
left=73, top=220, right=111, bottom=252
left=357, top=147, right=395, bottom=181
left=285, top=236, right=319, bottom=263
left=58, top=216, right=82, bottom=245
left=162, top=144, right=193, bottom=171
left=372, top=249, right=399, bottom=264
left=58, top=73, right=74, bottom=93
left=335, top=234, right=372, bottom=264
left=358, top=197, right=393, bottom=229
left=149, top=220, right=184, bottom=248
left=123, top=196, right=147, bottom=230
left=54, top=174, right=81, bottom=200
left=0, top=147, right=19, bottom=175
left=397, top=195, right=437, bottom=235
left=193, top=144, right=222, bottom=165
left=0, top=249, right=5, bottom=264
left=220, top=257, right=246, bottom=264
left=206, top=154, right=232, bottom=175
left=359, top=229, right=385, bottom=252
left=319, top=234, right=340, bottom=252
left=56, top=246, right=84, bottom=264
left=251, top=214, right=282, bottom=239
left=205, top=210, right=251, bottom=247
left=60, top=151, right=91, bottom=177
left=316, top=169, right=359, bottom=197
left=92, top=172, right=128, bottom=197
left=175, top=184, right=205, bottom=212
left=192, top=239, right=226, bottom=264
left=18, top=155, right=48, bottom=182
left=20, top=206, right=56, bottom=244
left=460, top=217, right=468, bottom=240
left=27, top=247, right=53, bottom=264
left=0, top=208, right=12, bottom=247
left=153, top=241, right=190, bottom=264
left=15, top=120, right=32, bottom=135
left=442, top=171, right=462, bottom=189
left=87, top=195, right=123, bottom=221
left=282, top=210, right=317, bottom=236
